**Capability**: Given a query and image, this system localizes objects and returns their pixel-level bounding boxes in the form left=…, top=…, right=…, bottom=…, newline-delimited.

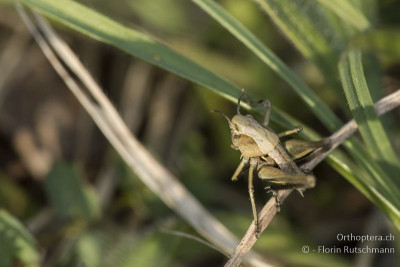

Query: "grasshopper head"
left=230, top=114, right=251, bottom=148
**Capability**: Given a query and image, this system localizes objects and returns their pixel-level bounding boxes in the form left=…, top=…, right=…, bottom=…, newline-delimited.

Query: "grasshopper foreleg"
left=232, top=157, right=249, bottom=181
left=278, top=126, right=303, bottom=138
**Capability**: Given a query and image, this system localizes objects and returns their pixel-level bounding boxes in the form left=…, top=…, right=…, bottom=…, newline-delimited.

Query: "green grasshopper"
left=214, top=90, right=329, bottom=232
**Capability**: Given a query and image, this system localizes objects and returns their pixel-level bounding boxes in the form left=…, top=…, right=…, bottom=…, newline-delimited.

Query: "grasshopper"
left=214, top=90, right=329, bottom=232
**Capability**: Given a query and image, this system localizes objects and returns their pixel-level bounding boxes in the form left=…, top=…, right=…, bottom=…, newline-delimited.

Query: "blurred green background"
left=0, top=0, right=399, bottom=266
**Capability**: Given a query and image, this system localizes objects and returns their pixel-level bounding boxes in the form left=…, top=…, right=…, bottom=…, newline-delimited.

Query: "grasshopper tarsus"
left=253, top=211, right=261, bottom=238
left=276, top=200, right=281, bottom=212
left=297, top=189, right=305, bottom=197
left=255, top=223, right=261, bottom=238
left=265, top=186, right=282, bottom=212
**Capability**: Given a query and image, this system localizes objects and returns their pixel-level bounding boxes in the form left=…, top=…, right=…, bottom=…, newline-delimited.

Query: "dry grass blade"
left=15, top=2, right=273, bottom=267
left=225, top=88, right=400, bottom=267
left=160, top=228, right=230, bottom=257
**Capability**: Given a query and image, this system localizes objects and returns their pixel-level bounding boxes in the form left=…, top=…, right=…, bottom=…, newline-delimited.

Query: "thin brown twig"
left=225, top=88, right=400, bottom=267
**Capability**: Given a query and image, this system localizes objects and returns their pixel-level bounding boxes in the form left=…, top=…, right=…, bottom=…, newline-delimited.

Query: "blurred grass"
left=0, top=0, right=399, bottom=266
left=20, top=0, right=243, bottom=102
left=315, top=0, right=370, bottom=31
left=341, top=50, right=399, bottom=168
left=45, top=162, right=100, bottom=220
left=0, top=210, right=39, bottom=266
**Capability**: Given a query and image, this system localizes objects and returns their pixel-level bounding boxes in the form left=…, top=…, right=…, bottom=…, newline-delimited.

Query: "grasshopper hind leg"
left=236, top=90, right=272, bottom=127
left=259, top=166, right=316, bottom=211
left=248, top=158, right=260, bottom=235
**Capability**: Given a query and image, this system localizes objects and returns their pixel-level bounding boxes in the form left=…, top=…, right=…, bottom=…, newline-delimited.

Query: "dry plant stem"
left=15, top=4, right=273, bottom=267
left=225, top=88, right=400, bottom=267
left=225, top=190, right=290, bottom=267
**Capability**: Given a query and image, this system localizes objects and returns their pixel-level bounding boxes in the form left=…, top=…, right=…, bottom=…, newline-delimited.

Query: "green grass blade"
left=340, top=50, right=399, bottom=164
left=191, top=0, right=342, bottom=131
left=339, top=49, right=400, bottom=212
left=315, top=0, right=370, bottom=31
left=253, top=0, right=334, bottom=54
left=252, top=0, right=343, bottom=79
left=20, top=0, right=242, bottom=102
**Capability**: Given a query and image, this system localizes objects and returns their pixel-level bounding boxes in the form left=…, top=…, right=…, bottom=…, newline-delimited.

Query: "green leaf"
left=0, top=210, right=40, bottom=266
left=45, top=162, right=100, bottom=220
left=20, top=0, right=242, bottom=103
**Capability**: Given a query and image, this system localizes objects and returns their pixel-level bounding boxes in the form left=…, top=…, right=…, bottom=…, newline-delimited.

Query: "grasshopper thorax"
left=231, top=114, right=280, bottom=156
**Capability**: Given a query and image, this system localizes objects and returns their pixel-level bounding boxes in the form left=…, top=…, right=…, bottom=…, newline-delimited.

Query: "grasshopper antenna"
left=211, top=110, right=235, bottom=131
left=237, top=89, right=245, bottom=115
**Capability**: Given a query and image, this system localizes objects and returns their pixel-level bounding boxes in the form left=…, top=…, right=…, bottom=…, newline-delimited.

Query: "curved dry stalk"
left=15, top=3, right=273, bottom=267
left=225, top=88, right=400, bottom=267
